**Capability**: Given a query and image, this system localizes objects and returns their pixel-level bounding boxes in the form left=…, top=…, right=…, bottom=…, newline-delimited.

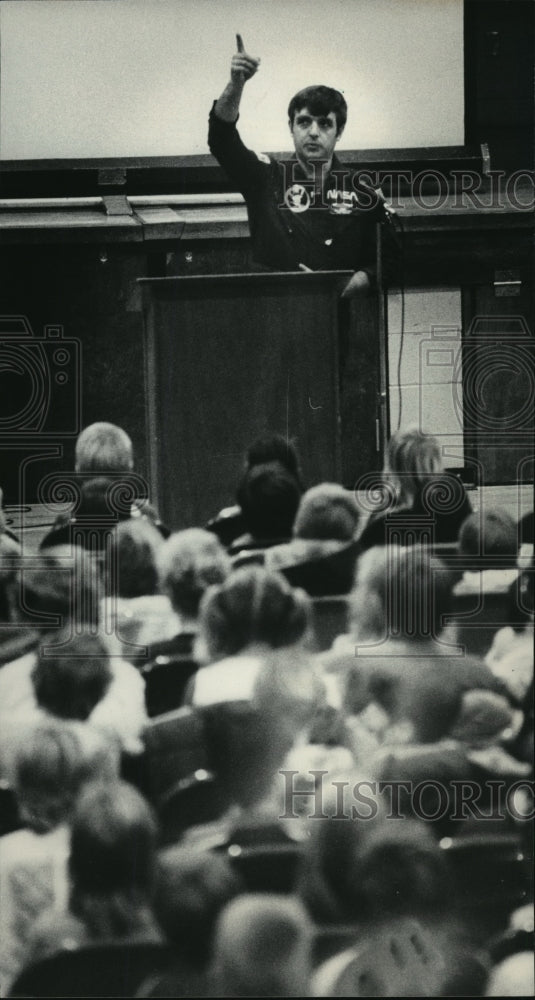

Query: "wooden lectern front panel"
left=142, top=272, right=346, bottom=530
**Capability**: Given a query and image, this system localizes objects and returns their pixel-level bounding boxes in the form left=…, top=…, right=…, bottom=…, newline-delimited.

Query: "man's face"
left=289, top=107, right=342, bottom=171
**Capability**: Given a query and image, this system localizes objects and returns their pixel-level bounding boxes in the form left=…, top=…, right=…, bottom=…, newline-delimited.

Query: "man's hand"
left=341, top=270, right=371, bottom=298
left=215, top=35, right=260, bottom=122
left=231, top=34, right=260, bottom=84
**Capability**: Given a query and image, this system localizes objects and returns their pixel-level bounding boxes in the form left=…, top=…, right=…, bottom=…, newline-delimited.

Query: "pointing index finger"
left=236, top=33, right=244, bottom=53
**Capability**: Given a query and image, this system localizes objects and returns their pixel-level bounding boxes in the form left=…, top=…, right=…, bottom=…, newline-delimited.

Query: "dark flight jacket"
left=208, top=104, right=385, bottom=277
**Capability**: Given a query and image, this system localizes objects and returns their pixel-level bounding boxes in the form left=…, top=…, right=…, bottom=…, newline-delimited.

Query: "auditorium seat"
left=141, top=655, right=198, bottom=718
left=223, top=842, right=303, bottom=894
left=308, top=596, right=351, bottom=652
left=440, top=831, right=533, bottom=941
left=9, top=942, right=172, bottom=999
left=448, top=586, right=515, bottom=658
left=142, top=706, right=210, bottom=805
left=280, top=540, right=360, bottom=596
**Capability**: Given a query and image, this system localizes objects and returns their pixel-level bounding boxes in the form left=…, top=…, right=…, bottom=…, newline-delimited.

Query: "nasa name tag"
left=327, top=189, right=362, bottom=214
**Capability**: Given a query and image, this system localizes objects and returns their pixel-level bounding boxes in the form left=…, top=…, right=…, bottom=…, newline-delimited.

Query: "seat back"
left=448, top=586, right=515, bottom=657
left=225, top=842, right=303, bottom=893
left=308, top=596, right=351, bottom=652
left=281, top=541, right=360, bottom=596
left=142, top=705, right=209, bottom=804
left=141, top=656, right=198, bottom=718
left=439, top=831, right=533, bottom=939
left=9, top=942, right=171, bottom=999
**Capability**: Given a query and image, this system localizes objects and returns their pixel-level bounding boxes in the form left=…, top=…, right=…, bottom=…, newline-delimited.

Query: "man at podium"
left=209, top=37, right=384, bottom=298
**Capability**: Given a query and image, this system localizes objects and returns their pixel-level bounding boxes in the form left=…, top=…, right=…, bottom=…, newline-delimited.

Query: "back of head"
left=294, top=482, right=359, bottom=541
left=70, top=780, right=157, bottom=901
left=155, top=846, right=243, bottom=966
left=485, top=952, right=535, bottom=996
left=200, top=698, right=293, bottom=809
left=199, top=566, right=309, bottom=660
left=245, top=434, right=302, bottom=486
left=237, top=462, right=301, bottom=540
left=213, top=894, right=312, bottom=997
left=15, top=721, right=119, bottom=833
left=459, top=507, right=517, bottom=558
left=385, top=426, right=443, bottom=507
left=32, top=630, right=112, bottom=721
left=355, top=820, right=451, bottom=924
left=16, top=549, right=100, bottom=631
left=75, top=422, right=134, bottom=474
left=253, top=651, right=325, bottom=745
left=288, top=84, right=347, bottom=132
left=109, top=517, right=163, bottom=598
left=158, top=528, right=231, bottom=617
left=370, top=669, right=463, bottom=743
left=352, top=545, right=452, bottom=642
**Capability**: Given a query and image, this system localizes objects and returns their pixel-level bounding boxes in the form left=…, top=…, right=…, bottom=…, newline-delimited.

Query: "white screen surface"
left=0, top=0, right=464, bottom=160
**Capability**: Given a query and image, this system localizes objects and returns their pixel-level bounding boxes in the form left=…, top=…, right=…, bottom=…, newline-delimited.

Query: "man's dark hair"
left=237, top=462, right=301, bottom=540
left=288, top=85, right=347, bottom=133
left=32, top=631, right=112, bottom=721
left=245, top=434, right=302, bottom=486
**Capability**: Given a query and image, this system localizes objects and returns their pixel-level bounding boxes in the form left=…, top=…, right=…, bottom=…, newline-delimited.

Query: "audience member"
left=32, top=631, right=112, bottom=721
left=75, top=421, right=134, bottom=474
left=0, top=617, right=147, bottom=778
left=40, top=422, right=166, bottom=550
left=0, top=723, right=119, bottom=994
left=358, top=426, right=472, bottom=551
left=139, top=847, right=244, bottom=995
left=26, top=781, right=163, bottom=965
left=156, top=528, right=231, bottom=657
left=455, top=508, right=519, bottom=595
left=207, top=434, right=303, bottom=547
left=264, top=483, right=360, bottom=594
left=104, top=518, right=179, bottom=659
left=307, top=819, right=466, bottom=996
left=322, top=546, right=502, bottom=729
left=189, top=565, right=311, bottom=705
left=211, top=894, right=312, bottom=997
left=485, top=951, right=535, bottom=996
left=229, top=462, right=301, bottom=557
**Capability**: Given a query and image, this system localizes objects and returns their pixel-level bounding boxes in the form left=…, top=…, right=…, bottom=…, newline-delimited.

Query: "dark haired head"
left=109, top=517, right=163, bottom=598
left=288, top=85, right=347, bottom=133
left=356, top=820, right=451, bottom=923
left=245, top=435, right=303, bottom=487
left=155, top=847, right=243, bottom=966
left=300, top=815, right=450, bottom=925
left=70, top=781, right=157, bottom=938
left=237, top=462, right=301, bottom=540
left=32, top=631, right=112, bottom=721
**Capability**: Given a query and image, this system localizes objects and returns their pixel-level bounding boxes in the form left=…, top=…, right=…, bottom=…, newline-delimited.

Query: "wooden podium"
left=140, top=271, right=380, bottom=530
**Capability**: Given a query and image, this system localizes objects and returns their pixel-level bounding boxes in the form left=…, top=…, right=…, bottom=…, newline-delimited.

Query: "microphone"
left=358, top=179, right=397, bottom=220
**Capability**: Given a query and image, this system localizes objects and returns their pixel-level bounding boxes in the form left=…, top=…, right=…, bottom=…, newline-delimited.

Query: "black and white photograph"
left=0, top=1, right=533, bottom=996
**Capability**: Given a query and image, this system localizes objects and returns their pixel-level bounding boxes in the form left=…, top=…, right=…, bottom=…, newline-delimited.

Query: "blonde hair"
left=384, top=427, right=443, bottom=508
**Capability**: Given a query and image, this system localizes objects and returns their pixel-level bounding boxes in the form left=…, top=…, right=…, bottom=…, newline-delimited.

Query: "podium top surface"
left=138, top=270, right=353, bottom=295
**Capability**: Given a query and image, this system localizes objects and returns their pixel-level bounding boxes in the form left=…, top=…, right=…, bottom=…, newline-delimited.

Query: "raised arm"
left=214, top=34, right=261, bottom=122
